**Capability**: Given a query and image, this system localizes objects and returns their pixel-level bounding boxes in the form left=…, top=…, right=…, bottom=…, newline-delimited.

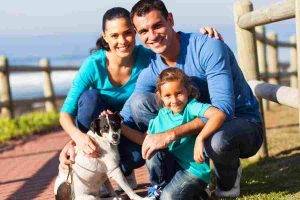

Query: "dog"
left=54, top=113, right=151, bottom=200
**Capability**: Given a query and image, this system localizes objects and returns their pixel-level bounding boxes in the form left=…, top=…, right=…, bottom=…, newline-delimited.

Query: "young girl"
left=146, top=68, right=226, bottom=199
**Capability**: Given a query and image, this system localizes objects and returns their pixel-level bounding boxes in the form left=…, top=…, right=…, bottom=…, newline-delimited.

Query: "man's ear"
left=167, top=13, right=174, bottom=27
left=90, top=118, right=101, bottom=135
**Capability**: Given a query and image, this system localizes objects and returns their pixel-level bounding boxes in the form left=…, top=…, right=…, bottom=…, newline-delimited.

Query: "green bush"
left=0, top=111, right=60, bottom=143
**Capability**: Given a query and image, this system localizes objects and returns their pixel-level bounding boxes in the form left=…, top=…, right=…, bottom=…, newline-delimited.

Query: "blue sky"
left=0, top=0, right=295, bottom=64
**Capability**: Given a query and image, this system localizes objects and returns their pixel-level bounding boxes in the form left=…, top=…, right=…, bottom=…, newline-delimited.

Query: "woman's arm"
left=59, top=112, right=99, bottom=156
left=194, top=107, right=226, bottom=162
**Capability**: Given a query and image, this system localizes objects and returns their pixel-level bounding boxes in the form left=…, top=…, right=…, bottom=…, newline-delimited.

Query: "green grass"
left=239, top=153, right=300, bottom=200
left=0, top=111, right=59, bottom=143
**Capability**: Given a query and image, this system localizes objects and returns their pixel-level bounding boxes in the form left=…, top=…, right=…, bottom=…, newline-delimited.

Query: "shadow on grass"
left=240, top=150, right=300, bottom=198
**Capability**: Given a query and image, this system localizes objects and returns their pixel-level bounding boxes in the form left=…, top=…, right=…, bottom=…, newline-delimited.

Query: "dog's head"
left=90, top=113, right=122, bottom=145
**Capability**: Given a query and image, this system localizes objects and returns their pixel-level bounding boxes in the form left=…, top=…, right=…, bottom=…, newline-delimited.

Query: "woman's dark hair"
left=156, top=68, right=199, bottom=106
left=130, top=0, right=169, bottom=24
left=90, top=7, right=131, bottom=53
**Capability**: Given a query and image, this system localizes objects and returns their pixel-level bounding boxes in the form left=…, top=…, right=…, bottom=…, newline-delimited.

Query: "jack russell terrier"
left=54, top=113, right=151, bottom=200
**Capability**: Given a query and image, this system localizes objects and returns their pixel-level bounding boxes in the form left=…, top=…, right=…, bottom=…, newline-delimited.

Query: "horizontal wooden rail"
left=256, top=33, right=296, bottom=48
left=238, top=0, right=295, bottom=29
left=259, top=71, right=297, bottom=79
left=0, top=66, right=78, bottom=72
left=248, top=80, right=300, bottom=108
left=0, top=95, right=67, bottom=109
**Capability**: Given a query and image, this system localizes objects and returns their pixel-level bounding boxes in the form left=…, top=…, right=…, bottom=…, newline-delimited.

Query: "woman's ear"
left=102, top=32, right=108, bottom=43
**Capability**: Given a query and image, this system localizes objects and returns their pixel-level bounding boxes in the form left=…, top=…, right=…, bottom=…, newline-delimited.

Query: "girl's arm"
left=194, top=107, right=226, bottom=163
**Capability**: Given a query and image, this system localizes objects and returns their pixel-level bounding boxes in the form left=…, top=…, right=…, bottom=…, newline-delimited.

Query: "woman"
left=59, top=6, right=222, bottom=190
left=60, top=7, right=150, bottom=177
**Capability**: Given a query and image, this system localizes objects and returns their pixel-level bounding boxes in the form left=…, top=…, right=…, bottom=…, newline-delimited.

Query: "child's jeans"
left=146, top=149, right=208, bottom=200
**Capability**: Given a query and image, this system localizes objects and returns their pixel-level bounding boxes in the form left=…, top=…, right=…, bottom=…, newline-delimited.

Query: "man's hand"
left=194, top=136, right=205, bottom=163
left=142, top=132, right=175, bottom=160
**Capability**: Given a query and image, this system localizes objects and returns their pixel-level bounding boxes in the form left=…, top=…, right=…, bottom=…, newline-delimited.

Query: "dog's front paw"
left=112, top=197, right=123, bottom=200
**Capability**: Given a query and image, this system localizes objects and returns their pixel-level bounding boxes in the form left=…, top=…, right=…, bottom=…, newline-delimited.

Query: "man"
left=120, top=0, right=263, bottom=199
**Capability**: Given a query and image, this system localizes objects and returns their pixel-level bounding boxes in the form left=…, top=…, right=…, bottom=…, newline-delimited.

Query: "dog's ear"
left=90, top=118, right=101, bottom=135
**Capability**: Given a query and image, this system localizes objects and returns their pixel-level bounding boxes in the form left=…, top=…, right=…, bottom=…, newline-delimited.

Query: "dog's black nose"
left=112, top=134, right=119, bottom=140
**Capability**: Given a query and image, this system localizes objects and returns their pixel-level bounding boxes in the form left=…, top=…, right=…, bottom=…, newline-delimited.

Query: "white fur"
left=54, top=130, right=150, bottom=200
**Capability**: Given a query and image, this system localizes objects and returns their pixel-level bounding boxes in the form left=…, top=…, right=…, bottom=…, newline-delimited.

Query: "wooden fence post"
left=290, top=35, right=297, bottom=88
left=0, top=56, right=13, bottom=118
left=39, top=58, right=56, bottom=112
left=256, top=26, right=269, bottom=110
left=296, top=0, right=300, bottom=129
left=234, top=0, right=268, bottom=158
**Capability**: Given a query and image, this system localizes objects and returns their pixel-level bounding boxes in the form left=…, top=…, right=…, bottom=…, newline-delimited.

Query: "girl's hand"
left=200, top=27, right=224, bottom=41
left=74, top=132, right=100, bottom=157
left=194, top=135, right=205, bottom=163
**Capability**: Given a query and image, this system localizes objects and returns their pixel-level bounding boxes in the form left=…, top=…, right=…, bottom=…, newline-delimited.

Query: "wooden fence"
left=234, top=0, right=299, bottom=158
left=0, top=56, right=79, bottom=118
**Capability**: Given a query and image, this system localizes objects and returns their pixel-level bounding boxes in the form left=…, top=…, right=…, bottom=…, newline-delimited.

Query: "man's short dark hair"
left=130, top=0, right=169, bottom=22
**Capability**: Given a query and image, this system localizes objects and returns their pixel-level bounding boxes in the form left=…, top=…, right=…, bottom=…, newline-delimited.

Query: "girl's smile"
left=160, top=80, right=189, bottom=113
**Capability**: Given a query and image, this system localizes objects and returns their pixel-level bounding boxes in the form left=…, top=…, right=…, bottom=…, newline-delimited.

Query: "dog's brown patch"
left=55, top=182, right=72, bottom=200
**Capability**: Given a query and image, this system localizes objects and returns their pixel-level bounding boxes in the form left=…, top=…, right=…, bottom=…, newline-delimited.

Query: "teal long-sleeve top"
left=61, top=45, right=151, bottom=116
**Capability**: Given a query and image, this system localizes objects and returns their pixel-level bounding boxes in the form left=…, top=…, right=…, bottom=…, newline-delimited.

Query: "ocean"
left=0, top=24, right=294, bottom=101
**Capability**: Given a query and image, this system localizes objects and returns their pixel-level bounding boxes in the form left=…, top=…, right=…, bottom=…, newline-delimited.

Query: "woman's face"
left=103, top=18, right=136, bottom=58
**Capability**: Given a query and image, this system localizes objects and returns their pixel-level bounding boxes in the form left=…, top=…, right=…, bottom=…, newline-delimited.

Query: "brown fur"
left=55, top=182, right=72, bottom=200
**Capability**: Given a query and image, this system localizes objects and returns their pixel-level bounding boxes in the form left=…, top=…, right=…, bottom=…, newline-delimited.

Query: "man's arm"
left=120, top=67, right=157, bottom=144
left=200, top=38, right=235, bottom=119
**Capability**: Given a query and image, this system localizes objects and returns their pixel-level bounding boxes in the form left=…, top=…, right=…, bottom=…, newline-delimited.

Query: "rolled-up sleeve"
left=199, top=40, right=235, bottom=120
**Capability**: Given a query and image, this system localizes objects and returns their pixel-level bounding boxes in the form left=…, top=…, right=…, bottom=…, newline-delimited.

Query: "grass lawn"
left=238, top=105, right=300, bottom=200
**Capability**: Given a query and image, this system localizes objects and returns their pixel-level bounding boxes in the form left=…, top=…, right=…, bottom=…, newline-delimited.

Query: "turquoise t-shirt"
left=61, top=45, right=152, bottom=116
left=148, top=98, right=212, bottom=183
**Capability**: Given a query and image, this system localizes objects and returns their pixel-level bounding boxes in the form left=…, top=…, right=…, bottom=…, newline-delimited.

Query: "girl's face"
left=159, top=80, right=189, bottom=113
left=103, top=18, right=136, bottom=58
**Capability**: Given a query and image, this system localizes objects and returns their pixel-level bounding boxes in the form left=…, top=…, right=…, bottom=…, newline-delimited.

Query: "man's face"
left=132, top=10, right=174, bottom=54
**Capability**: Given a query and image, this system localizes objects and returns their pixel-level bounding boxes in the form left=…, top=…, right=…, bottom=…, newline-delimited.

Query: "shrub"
left=0, top=111, right=60, bottom=143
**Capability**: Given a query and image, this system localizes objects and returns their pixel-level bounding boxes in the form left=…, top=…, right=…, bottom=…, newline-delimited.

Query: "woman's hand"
left=194, top=135, right=205, bottom=163
left=200, top=26, right=224, bottom=41
left=59, top=140, right=76, bottom=170
left=73, top=131, right=100, bottom=157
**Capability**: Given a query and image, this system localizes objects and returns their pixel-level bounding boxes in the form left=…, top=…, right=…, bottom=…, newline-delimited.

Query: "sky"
left=0, top=0, right=295, bottom=64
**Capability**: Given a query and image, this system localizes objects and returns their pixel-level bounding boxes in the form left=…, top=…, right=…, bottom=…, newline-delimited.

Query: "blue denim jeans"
left=146, top=150, right=208, bottom=200
left=75, top=89, right=145, bottom=176
left=130, top=92, right=263, bottom=191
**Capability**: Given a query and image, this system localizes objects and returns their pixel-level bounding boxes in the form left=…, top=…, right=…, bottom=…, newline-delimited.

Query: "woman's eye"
left=111, top=35, right=118, bottom=39
left=104, top=125, right=109, bottom=129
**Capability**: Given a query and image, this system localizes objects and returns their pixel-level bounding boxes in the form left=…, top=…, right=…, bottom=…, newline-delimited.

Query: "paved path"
left=0, top=131, right=150, bottom=200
